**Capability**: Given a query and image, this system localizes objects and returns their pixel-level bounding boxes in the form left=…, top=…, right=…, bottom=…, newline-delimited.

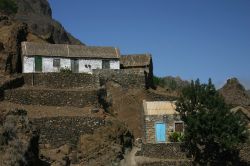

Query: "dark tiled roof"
left=21, top=42, right=120, bottom=59
left=120, top=54, right=152, bottom=67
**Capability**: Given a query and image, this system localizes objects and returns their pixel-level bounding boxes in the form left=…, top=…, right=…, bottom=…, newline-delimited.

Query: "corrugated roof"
left=143, top=100, right=178, bottom=115
left=21, top=42, right=120, bottom=59
left=120, top=54, right=151, bottom=67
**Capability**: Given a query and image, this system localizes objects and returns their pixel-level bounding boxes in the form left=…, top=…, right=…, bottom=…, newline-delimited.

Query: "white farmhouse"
left=22, top=42, right=120, bottom=73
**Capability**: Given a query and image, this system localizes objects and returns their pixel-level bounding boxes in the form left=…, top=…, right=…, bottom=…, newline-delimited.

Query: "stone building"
left=22, top=42, right=120, bottom=73
left=231, top=106, right=250, bottom=130
left=120, top=54, right=153, bottom=88
left=143, top=100, right=184, bottom=143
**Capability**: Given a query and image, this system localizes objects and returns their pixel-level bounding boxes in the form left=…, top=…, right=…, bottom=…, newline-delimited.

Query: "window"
left=53, top=58, right=60, bottom=68
left=174, top=122, right=184, bottom=132
left=102, top=60, right=110, bottom=69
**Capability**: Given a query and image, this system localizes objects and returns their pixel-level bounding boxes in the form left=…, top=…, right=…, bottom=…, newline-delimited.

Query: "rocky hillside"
left=0, top=109, right=39, bottom=165
left=0, top=0, right=83, bottom=74
left=247, top=90, right=250, bottom=97
left=13, top=0, right=83, bottom=45
left=219, top=78, right=250, bottom=107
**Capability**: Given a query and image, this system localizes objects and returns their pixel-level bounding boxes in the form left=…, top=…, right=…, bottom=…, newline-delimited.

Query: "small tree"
left=0, top=0, right=18, bottom=15
left=176, top=79, right=248, bottom=165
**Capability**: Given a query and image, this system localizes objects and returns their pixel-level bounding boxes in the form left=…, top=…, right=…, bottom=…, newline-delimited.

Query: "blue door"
left=155, top=123, right=166, bottom=143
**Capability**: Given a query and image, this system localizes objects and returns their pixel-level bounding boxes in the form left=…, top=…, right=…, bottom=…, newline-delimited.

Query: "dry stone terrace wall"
left=4, top=88, right=104, bottom=107
left=0, top=76, right=25, bottom=100
left=22, top=73, right=100, bottom=89
left=136, top=143, right=190, bottom=159
left=32, top=116, right=105, bottom=148
left=93, top=69, right=147, bottom=89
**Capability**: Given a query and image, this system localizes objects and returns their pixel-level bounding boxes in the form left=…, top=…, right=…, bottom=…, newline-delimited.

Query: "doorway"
left=155, top=122, right=166, bottom=143
left=35, top=56, right=42, bottom=72
left=71, top=59, right=79, bottom=73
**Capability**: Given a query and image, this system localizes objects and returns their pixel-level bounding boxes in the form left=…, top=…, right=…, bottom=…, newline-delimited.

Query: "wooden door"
left=35, top=56, right=42, bottom=72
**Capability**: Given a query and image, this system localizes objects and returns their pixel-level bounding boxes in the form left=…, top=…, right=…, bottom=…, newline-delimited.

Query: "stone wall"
left=136, top=143, right=189, bottom=159
left=93, top=69, right=147, bottom=89
left=4, top=88, right=104, bottom=108
left=32, top=116, right=105, bottom=148
left=22, top=73, right=100, bottom=89
left=138, top=161, right=192, bottom=166
left=144, top=114, right=181, bottom=143
left=0, top=76, right=24, bottom=100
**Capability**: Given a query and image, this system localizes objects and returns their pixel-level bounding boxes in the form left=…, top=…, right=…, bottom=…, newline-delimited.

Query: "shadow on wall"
left=0, top=76, right=25, bottom=101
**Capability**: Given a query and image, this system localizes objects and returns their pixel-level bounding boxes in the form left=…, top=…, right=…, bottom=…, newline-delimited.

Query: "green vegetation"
left=169, top=132, right=184, bottom=142
left=153, top=76, right=165, bottom=87
left=0, top=0, right=18, bottom=14
left=60, top=67, right=72, bottom=74
left=153, top=75, right=188, bottom=91
left=176, top=78, right=248, bottom=165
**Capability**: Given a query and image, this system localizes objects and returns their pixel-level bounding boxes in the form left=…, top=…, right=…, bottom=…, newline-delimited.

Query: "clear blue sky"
left=48, top=0, right=250, bottom=89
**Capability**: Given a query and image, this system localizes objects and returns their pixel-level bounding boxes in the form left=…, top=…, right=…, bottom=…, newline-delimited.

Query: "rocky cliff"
left=0, top=0, right=83, bottom=74
left=219, top=78, right=250, bottom=107
left=14, top=0, right=83, bottom=45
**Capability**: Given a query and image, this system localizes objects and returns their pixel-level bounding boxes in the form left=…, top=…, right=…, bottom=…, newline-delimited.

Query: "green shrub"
left=153, top=76, right=165, bottom=87
left=0, top=0, right=18, bottom=14
left=176, top=78, right=248, bottom=164
left=169, top=132, right=184, bottom=142
left=60, top=67, right=72, bottom=74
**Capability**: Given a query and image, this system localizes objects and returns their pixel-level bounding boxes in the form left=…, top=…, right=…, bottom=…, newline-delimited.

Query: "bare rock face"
left=0, top=0, right=84, bottom=74
left=0, top=16, right=28, bottom=74
left=219, top=78, right=250, bottom=107
left=14, top=0, right=83, bottom=45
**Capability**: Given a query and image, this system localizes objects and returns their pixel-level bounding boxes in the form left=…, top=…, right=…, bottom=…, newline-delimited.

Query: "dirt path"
left=120, top=147, right=139, bottom=166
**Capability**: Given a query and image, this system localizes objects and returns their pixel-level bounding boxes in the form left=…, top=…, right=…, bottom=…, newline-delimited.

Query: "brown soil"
left=0, top=101, right=95, bottom=119
left=106, top=82, right=178, bottom=139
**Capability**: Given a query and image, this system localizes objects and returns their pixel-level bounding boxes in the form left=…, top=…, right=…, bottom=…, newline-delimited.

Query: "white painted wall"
left=110, top=60, right=120, bottom=69
left=23, top=56, right=34, bottom=73
left=23, top=56, right=120, bottom=73
left=79, top=59, right=102, bottom=73
left=43, top=57, right=54, bottom=72
left=60, top=58, right=71, bottom=69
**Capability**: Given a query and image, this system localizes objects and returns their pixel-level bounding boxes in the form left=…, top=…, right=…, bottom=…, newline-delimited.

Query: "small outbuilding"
left=120, top=54, right=153, bottom=88
left=22, top=42, right=120, bottom=73
left=143, top=100, right=184, bottom=143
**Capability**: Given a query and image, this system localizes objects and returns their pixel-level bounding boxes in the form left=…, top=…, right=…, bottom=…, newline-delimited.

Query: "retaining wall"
left=93, top=69, right=147, bottom=89
left=0, top=76, right=24, bottom=100
left=32, top=116, right=105, bottom=148
left=4, top=88, right=105, bottom=107
left=136, top=143, right=189, bottom=159
left=22, top=73, right=100, bottom=89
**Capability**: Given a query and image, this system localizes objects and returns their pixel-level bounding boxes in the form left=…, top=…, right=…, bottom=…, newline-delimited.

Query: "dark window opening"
left=53, top=58, right=60, bottom=68
left=102, top=60, right=110, bottom=69
left=174, top=122, right=184, bottom=132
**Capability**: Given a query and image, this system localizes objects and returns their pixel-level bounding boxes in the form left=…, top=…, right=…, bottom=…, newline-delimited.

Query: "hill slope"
left=219, top=78, right=250, bottom=107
